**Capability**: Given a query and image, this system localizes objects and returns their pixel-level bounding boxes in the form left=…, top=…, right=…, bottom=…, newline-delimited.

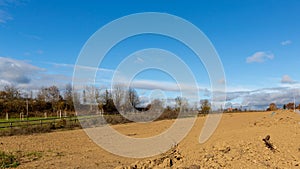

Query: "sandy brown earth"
left=1, top=110, right=300, bottom=169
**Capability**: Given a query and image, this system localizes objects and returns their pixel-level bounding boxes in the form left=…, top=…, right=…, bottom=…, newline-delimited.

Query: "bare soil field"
left=1, top=110, right=300, bottom=168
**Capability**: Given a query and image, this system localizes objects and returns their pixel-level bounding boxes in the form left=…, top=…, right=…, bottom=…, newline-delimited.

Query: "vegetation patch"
left=0, top=151, right=20, bottom=168
left=21, top=151, right=43, bottom=162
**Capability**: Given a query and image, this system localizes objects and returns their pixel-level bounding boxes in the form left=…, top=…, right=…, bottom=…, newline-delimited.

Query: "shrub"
left=0, top=125, right=52, bottom=137
left=56, top=119, right=67, bottom=128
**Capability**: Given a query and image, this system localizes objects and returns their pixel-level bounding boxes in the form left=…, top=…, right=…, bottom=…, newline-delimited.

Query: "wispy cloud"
left=0, top=0, right=23, bottom=6
left=24, top=52, right=31, bottom=56
left=246, top=51, right=274, bottom=63
left=218, top=78, right=225, bottom=84
left=47, top=62, right=115, bottom=73
left=0, top=10, right=13, bottom=23
left=19, top=32, right=42, bottom=40
left=45, top=61, right=116, bottom=87
left=281, top=40, right=292, bottom=46
left=0, top=0, right=23, bottom=24
left=35, top=50, right=43, bottom=55
left=134, top=57, right=144, bottom=64
left=129, top=79, right=184, bottom=92
left=23, top=50, right=44, bottom=56
left=281, top=75, right=296, bottom=84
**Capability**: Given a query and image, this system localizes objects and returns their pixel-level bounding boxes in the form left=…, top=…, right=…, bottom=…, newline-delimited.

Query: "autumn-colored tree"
left=268, top=103, right=277, bottom=111
left=286, top=102, right=295, bottom=110
left=200, top=99, right=211, bottom=114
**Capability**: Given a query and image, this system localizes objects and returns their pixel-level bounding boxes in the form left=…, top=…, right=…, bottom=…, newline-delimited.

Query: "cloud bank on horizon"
left=0, top=56, right=299, bottom=109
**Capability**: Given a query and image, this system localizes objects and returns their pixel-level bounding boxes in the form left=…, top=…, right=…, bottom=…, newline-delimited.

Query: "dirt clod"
left=262, top=135, right=275, bottom=152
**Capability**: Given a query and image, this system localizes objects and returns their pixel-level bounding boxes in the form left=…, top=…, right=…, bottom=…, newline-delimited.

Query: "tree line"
left=0, top=84, right=75, bottom=118
left=0, top=84, right=212, bottom=118
left=267, top=102, right=300, bottom=111
left=3, top=83, right=297, bottom=119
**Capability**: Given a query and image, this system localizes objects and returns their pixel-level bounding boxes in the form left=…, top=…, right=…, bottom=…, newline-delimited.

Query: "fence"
left=0, top=116, right=80, bottom=130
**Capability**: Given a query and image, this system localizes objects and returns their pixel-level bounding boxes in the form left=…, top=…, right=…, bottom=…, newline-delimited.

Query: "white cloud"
left=0, top=57, right=74, bottom=90
left=219, top=86, right=300, bottom=109
left=281, top=40, right=292, bottom=46
left=281, top=75, right=296, bottom=84
left=246, top=51, right=274, bottom=63
left=0, top=57, right=44, bottom=86
left=241, top=87, right=300, bottom=108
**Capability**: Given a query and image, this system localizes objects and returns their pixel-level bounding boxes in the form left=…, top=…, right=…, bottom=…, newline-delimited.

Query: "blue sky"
left=0, top=0, right=300, bottom=109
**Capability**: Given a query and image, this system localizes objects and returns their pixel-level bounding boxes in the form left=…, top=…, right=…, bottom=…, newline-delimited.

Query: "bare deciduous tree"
left=175, top=96, right=189, bottom=112
left=150, top=99, right=164, bottom=113
left=125, top=88, right=140, bottom=112
left=112, top=84, right=125, bottom=111
left=3, top=85, right=20, bottom=100
left=37, top=85, right=61, bottom=112
left=64, top=83, right=74, bottom=111
left=83, top=85, right=99, bottom=113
